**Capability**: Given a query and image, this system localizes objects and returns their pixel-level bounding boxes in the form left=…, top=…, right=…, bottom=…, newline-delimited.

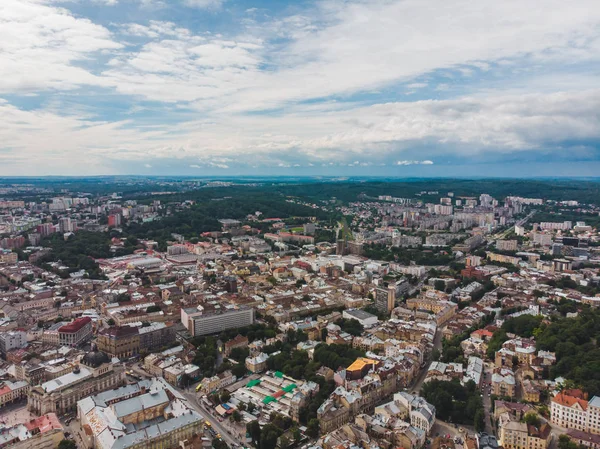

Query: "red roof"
left=552, top=392, right=588, bottom=410
left=59, top=316, right=92, bottom=333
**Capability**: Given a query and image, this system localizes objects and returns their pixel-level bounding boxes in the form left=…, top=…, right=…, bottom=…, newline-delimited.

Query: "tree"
left=247, top=420, right=261, bottom=445
left=260, top=424, right=283, bottom=449
left=107, top=318, right=115, bottom=326
left=247, top=402, right=256, bottom=413
left=220, top=390, right=231, bottom=403
left=434, top=280, right=446, bottom=291
left=523, top=412, right=541, bottom=427
left=232, top=363, right=247, bottom=379
left=212, top=438, right=228, bottom=449
left=146, top=305, right=161, bottom=313
left=431, top=348, right=440, bottom=362
left=232, top=410, right=241, bottom=422
left=58, top=440, right=77, bottom=449
left=306, top=419, right=320, bottom=438
left=474, top=409, right=486, bottom=432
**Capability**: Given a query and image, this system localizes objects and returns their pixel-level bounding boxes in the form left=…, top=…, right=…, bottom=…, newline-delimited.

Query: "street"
left=180, top=388, right=241, bottom=447
left=481, top=362, right=494, bottom=435
left=411, top=326, right=444, bottom=394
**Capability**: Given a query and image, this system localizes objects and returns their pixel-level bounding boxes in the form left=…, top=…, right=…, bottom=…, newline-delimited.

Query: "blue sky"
left=1, top=0, right=600, bottom=176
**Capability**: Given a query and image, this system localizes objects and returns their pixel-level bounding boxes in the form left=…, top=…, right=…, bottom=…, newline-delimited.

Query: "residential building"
left=0, top=413, right=64, bottom=449
left=58, top=317, right=93, bottom=347
left=0, top=330, right=27, bottom=357
left=0, top=380, right=30, bottom=407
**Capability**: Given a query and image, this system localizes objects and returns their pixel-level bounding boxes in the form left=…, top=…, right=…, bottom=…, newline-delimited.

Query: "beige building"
left=0, top=413, right=64, bottom=449
left=0, top=380, right=30, bottom=407
left=28, top=351, right=125, bottom=415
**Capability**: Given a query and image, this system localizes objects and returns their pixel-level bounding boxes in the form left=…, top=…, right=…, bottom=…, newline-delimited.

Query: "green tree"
left=220, top=391, right=231, bottom=403
left=306, top=419, right=320, bottom=438
left=474, top=409, right=486, bottom=432
left=247, top=420, right=261, bottom=445
left=212, top=438, right=228, bottom=449
left=58, top=440, right=77, bottom=449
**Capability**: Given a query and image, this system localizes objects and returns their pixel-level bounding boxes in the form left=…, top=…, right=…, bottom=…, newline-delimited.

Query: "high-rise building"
left=107, top=213, right=122, bottom=227
left=375, top=286, right=396, bottom=315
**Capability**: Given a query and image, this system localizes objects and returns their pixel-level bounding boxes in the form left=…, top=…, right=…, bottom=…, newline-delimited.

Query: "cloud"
left=0, top=0, right=121, bottom=93
left=183, top=0, right=226, bottom=9
left=396, top=160, right=434, bottom=166
left=2, top=89, right=599, bottom=174
left=2, top=0, right=600, bottom=174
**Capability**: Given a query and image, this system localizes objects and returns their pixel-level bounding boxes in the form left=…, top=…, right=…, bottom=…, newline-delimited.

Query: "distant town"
left=0, top=178, right=599, bottom=449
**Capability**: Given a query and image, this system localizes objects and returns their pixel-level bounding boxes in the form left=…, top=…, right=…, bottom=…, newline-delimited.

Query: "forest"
left=536, top=308, right=600, bottom=396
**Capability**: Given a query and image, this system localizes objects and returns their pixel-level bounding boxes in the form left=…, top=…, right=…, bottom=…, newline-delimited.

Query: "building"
left=28, top=350, right=126, bottom=415
left=108, top=214, right=122, bottom=227
left=375, top=286, right=396, bottom=315
left=58, top=218, right=76, bottom=233
left=0, top=330, right=27, bottom=357
left=0, top=249, right=17, bottom=265
left=497, top=240, right=518, bottom=252
left=97, top=323, right=176, bottom=359
left=181, top=306, right=254, bottom=337
left=58, top=317, right=93, bottom=347
left=551, top=391, right=600, bottom=434
left=499, top=420, right=551, bottom=449
left=393, top=392, right=436, bottom=434
left=0, top=413, right=64, bottom=449
left=224, top=334, right=249, bottom=356
left=0, top=380, right=30, bottom=407
left=246, top=352, right=269, bottom=373
left=342, top=309, right=379, bottom=328
left=96, top=326, right=140, bottom=359
left=199, top=370, right=236, bottom=394
left=492, top=368, right=516, bottom=398
left=78, top=377, right=203, bottom=449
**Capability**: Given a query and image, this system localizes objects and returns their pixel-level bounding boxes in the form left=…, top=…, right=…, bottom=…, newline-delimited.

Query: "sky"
left=1, top=0, right=600, bottom=177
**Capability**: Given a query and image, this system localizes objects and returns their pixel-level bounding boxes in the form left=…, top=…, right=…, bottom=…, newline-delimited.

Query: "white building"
left=0, top=330, right=27, bottom=356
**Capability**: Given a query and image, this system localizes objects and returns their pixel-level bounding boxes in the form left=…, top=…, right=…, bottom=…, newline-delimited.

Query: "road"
left=411, top=326, right=444, bottom=394
left=481, top=362, right=494, bottom=435
left=180, top=388, right=240, bottom=447
left=491, top=211, right=535, bottom=240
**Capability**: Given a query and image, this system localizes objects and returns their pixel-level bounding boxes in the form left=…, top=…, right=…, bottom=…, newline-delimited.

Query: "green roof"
left=274, top=371, right=284, bottom=378
left=262, top=396, right=277, bottom=404
left=246, top=379, right=261, bottom=388
left=282, top=384, right=297, bottom=393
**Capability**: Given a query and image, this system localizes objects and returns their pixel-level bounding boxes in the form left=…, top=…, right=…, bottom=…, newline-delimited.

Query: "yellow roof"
left=347, top=357, right=378, bottom=372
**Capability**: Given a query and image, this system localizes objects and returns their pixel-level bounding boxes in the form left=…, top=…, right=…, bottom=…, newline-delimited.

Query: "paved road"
left=180, top=389, right=240, bottom=447
left=481, top=363, right=494, bottom=435
left=411, top=326, right=444, bottom=394
left=491, top=211, right=536, bottom=241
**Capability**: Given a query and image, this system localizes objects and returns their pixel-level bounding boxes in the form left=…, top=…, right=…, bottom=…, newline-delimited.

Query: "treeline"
left=37, top=231, right=139, bottom=279
left=363, top=243, right=454, bottom=265
left=422, top=379, right=485, bottom=431
left=486, top=315, right=543, bottom=358
left=536, top=308, right=600, bottom=396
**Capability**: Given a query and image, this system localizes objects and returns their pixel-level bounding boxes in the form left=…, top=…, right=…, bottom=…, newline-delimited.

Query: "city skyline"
left=1, top=0, right=600, bottom=175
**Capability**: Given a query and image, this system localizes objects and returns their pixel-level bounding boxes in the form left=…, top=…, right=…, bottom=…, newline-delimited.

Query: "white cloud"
left=1, top=89, right=599, bottom=174
left=396, top=160, right=435, bottom=166
left=183, top=0, right=225, bottom=9
left=0, top=0, right=121, bottom=93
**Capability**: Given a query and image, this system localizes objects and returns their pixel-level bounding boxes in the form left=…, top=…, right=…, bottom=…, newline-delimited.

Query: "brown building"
left=96, top=326, right=140, bottom=359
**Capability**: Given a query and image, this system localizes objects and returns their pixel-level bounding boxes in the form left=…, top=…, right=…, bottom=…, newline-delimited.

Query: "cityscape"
left=0, top=177, right=599, bottom=449
left=2, top=0, right=600, bottom=449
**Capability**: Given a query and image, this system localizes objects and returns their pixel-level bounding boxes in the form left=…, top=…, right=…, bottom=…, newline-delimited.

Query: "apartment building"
left=58, top=317, right=93, bottom=347
left=551, top=392, right=600, bottom=434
